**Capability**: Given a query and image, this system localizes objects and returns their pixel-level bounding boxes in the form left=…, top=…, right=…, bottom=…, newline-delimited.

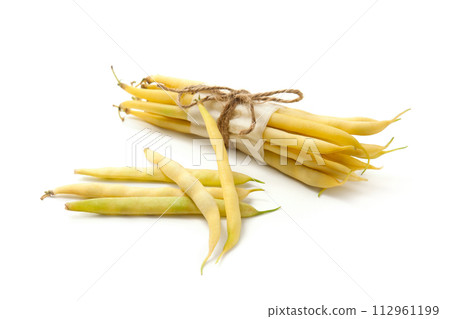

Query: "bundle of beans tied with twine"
left=112, top=67, right=408, bottom=192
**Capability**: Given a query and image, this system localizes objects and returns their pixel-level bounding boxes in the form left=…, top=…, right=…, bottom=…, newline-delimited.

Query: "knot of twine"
left=143, top=79, right=303, bottom=146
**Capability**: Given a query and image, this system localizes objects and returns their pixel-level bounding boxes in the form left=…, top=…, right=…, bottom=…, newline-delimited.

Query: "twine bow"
left=141, top=78, right=303, bottom=146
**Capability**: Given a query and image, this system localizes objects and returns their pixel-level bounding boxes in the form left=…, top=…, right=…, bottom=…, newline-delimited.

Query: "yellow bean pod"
left=342, top=138, right=407, bottom=159
left=120, top=100, right=188, bottom=120
left=40, top=183, right=263, bottom=200
left=145, top=149, right=220, bottom=272
left=74, top=167, right=263, bottom=186
left=324, top=153, right=381, bottom=171
left=268, top=112, right=371, bottom=165
left=124, top=109, right=191, bottom=134
left=263, top=127, right=353, bottom=154
left=277, top=108, right=410, bottom=136
left=263, top=143, right=366, bottom=182
left=263, top=150, right=347, bottom=189
left=150, top=74, right=203, bottom=89
left=197, top=102, right=242, bottom=262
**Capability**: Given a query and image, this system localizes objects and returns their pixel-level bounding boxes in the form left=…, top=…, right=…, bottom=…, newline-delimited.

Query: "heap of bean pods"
left=41, top=163, right=275, bottom=273
left=42, top=70, right=407, bottom=272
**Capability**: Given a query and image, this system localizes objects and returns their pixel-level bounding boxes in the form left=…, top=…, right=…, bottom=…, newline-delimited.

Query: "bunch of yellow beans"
left=114, top=72, right=408, bottom=191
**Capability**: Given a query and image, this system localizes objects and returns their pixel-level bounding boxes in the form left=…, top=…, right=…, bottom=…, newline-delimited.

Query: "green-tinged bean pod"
left=65, top=197, right=279, bottom=218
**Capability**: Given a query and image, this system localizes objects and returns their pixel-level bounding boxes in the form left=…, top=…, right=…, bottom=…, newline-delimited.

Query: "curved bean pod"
left=197, top=102, right=241, bottom=262
left=145, top=149, right=220, bottom=272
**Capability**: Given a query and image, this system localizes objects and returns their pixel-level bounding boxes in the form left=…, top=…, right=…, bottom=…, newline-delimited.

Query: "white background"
left=1, top=0, right=449, bottom=318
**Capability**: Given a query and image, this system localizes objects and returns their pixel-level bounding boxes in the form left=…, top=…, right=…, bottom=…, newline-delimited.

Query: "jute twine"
left=141, top=78, right=303, bottom=146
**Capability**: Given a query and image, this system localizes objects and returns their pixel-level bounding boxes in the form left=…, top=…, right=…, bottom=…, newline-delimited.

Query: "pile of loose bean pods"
left=42, top=161, right=274, bottom=273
